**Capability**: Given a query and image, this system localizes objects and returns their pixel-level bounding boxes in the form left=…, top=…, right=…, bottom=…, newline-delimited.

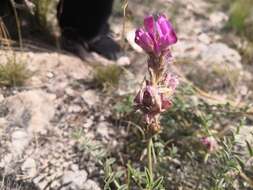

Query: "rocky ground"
left=0, top=0, right=253, bottom=190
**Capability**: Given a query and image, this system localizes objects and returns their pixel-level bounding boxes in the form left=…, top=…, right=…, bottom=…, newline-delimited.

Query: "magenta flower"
left=201, top=137, right=219, bottom=152
left=135, top=14, right=177, bottom=56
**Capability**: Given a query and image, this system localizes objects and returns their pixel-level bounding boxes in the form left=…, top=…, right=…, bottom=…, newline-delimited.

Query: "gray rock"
left=62, top=170, right=88, bottom=190
left=11, top=129, right=30, bottom=156
left=0, top=90, right=56, bottom=175
left=4, top=90, right=56, bottom=133
left=200, top=43, right=242, bottom=70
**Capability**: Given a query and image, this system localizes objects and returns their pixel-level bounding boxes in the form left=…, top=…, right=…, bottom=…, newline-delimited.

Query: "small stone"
left=11, top=130, right=30, bottom=155
left=50, top=180, right=60, bottom=189
left=83, top=180, right=101, bottom=190
left=117, top=56, right=130, bottom=66
left=198, top=33, right=211, bottom=44
left=239, top=86, right=248, bottom=96
left=65, top=87, right=76, bottom=97
left=46, top=72, right=54, bottom=78
left=81, top=90, right=99, bottom=107
left=12, top=130, right=28, bottom=140
left=96, top=122, right=110, bottom=140
left=68, top=105, right=82, bottom=113
left=0, top=153, right=12, bottom=168
left=83, top=118, right=93, bottom=129
left=210, top=12, right=228, bottom=28
left=0, top=118, right=7, bottom=135
left=21, top=158, right=37, bottom=178
left=0, top=94, right=4, bottom=102
left=70, top=164, right=79, bottom=172
left=62, top=170, right=88, bottom=190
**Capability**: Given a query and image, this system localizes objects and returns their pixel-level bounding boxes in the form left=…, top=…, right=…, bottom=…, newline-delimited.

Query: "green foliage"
left=227, top=0, right=251, bottom=32
left=0, top=55, right=32, bottom=87
left=226, top=0, right=253, bottom=41
left=72, top=130, right=107, bottom=163
left=31, top=0, right=60, bottom=36
left=240, top=41, right=253, bottom=64
left=246, top=140, right=253, bottom=157
left=104, top=158, right=127, bottom=190
left=218, top=0, right=253, bottom=64
left=124, top=164, right=165, bottom=190
left=93, top=64, right=123, bottom=89
left=113, top=95, right=134, bottom=116
left=113, top=0, right=124, bottom=16
left=107, top=82, right=253, bottom=189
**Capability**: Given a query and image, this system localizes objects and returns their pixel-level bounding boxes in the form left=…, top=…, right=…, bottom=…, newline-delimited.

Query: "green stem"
left=114, top=180, right=121, bottom=189
left=127, top=161, right=131, bottom=190
left=148, top=137, right=153, bottom=185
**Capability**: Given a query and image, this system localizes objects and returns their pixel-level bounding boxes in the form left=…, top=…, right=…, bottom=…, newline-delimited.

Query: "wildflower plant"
left=133, top=14, right=178, bottom=186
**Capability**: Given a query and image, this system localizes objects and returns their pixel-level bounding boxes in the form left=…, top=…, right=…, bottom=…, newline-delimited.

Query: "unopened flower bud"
left=134, top=83, right=162, bottom=113
left=148, top=121, right=161, bottom=134
left=164, top=73, right=179, bottom=91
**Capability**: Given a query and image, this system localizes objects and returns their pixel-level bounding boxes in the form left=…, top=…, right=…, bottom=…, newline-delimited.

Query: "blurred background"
left=0, top=0, right=253, bottom=189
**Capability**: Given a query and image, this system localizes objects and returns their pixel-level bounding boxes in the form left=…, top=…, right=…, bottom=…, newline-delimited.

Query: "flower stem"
left=148, top=137, right=153, bottom=184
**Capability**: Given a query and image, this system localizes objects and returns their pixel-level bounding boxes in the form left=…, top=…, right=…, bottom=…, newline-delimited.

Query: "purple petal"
left=157, top=15, right=177, bottom=46
left=135, top=14, right=177, bottom=57
left=156, top=15, right=168, bottom=35
left=135, top=29, right=154, bottom=52
left=144, top=16, right=155, bottom=36
left=135, top=29, right=145, bottom=46
left=135, top=29, right=144, bottom=44
left=141, top=33, right=154, bottom=51
left=157, top=15, right=171, bottom=35
left=158, top=31, right=177, bottom=48
left=164, top=31, right=177, bottom=45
